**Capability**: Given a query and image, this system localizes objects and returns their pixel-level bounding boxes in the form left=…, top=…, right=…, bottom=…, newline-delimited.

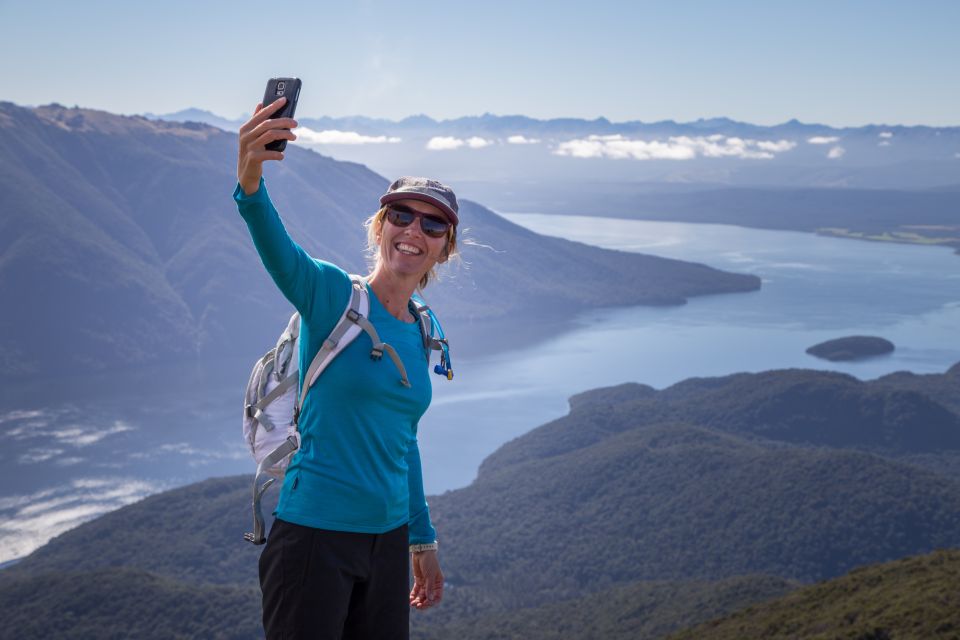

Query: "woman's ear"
left=437, top=236, right=453, bottom=263
left=437, top=233, right=457, bottom=264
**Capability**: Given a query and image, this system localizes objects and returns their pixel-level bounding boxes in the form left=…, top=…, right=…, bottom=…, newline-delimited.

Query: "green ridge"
left=0, top=567, right=261, bottom=640
left=668, top=549, right=960, bottom=639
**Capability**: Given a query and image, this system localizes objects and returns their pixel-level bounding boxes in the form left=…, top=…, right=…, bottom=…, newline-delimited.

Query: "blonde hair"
left=364, top=206, right=459, bottom=290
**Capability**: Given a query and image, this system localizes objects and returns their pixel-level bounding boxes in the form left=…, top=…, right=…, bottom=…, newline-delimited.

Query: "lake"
left=2, top=215, right=958, bottom=563
left=423, top=215, right=960, bottom=490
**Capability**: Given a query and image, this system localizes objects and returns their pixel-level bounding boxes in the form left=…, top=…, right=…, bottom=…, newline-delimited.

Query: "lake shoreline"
left=502, top=211, right=960, bottom=258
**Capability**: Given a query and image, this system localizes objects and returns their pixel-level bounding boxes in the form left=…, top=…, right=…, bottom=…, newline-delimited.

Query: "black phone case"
left=262, top=77, right=301, bottom=152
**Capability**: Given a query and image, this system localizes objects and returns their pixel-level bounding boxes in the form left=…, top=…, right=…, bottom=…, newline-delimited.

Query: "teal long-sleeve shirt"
left=234, top=179, right=437, bottom=544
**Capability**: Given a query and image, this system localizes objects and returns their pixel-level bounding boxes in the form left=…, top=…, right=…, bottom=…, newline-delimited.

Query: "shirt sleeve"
left=406, top=433, right=438, bottom=545
left=233, top=178, right=343, bottom=323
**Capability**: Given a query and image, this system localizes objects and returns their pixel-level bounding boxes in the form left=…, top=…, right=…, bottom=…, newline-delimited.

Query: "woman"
left=234, top=96, right=452, bottom=639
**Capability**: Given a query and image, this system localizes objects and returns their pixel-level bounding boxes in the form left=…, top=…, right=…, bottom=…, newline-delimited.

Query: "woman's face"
left=377, top=198, right=451, bottom=281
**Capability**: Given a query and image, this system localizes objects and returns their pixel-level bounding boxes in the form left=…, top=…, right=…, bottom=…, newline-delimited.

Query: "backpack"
left=242, top=275, right=452, bottom=544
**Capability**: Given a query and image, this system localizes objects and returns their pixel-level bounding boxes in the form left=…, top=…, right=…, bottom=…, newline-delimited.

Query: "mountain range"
left=148, top=107, right=960, bottom=191
left=147, top=107, right=960, bottom=257
left=3, top=362, right=958, bottom=638
left=0, top=101, right=758, bottom=379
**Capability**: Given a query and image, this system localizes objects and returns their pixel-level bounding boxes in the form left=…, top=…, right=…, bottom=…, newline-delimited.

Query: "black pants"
left=259, top=518, right=410, bottom=640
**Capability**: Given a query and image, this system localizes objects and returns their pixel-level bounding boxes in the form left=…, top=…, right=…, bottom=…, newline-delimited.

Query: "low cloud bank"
left=426, top=136, right=493, bottom=150
left=554, top=134, right=796, bottom=160
left=0, top=477, right=161, bottom=564
left=295, top=127, right=401, bottom=145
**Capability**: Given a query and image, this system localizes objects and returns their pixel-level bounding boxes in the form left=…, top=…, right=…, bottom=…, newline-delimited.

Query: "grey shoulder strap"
left=295, top=275, right=413, bottom=422
left=295, top=276, right=369, bottom=421
left=410, top=300, right=444, bottom=355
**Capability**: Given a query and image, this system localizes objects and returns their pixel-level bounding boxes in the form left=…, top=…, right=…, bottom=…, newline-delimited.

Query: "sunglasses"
left=384, top=205, right=451, bottom=238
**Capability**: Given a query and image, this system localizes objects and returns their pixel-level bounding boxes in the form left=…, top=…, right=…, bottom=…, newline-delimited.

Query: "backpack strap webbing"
left=245, top=275, right=421, bottom=545
left=411, top=297, right=454, bottom=380
left=246, top=373, right=298, bottom=432
left=295, top=277, right=412, bottom=425
left=244, top=433, right=300, bottom=545
left=349, top=313, right=411, bottom=388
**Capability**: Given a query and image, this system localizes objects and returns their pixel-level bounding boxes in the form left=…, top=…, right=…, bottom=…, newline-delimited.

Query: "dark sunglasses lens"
left=421, top=216, right=449, bottom=237
left=387, top=207, right=449, bottom=237
left=386, top=208, right=415, bottom=227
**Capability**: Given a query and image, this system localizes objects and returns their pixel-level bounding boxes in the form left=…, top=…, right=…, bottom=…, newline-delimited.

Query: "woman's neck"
left=367, top=268, right=418, bottom=322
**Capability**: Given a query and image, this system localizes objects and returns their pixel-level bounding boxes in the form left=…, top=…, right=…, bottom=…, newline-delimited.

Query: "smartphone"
left=262, top=77, right=301, bottom=152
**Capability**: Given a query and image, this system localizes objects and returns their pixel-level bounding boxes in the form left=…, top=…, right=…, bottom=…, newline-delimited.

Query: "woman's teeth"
left=396, top=243, right=423, bottom=255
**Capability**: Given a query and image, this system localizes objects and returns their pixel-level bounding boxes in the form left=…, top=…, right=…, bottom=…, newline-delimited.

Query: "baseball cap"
left=380, top=177, right=459, bottom=226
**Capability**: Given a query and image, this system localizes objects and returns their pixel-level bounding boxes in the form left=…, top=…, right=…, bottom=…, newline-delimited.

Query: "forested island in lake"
left=806, top=336, right=896, bottom=361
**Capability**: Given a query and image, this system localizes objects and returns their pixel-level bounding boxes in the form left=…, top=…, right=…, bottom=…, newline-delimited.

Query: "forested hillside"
left=669, top=549, right=960, bottom=639
left=2, top=364, right=958, bottom=638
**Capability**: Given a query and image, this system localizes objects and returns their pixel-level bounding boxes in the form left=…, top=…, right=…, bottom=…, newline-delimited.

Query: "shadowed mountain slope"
left=0, top=101, right=758, bottom=377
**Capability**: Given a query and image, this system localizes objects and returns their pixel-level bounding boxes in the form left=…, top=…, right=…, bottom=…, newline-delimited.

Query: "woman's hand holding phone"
left=237, top=98, right=298, bottom=196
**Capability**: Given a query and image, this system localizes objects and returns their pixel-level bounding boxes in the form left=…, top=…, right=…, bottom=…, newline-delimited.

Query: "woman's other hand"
left=409, top=550, right=444, bottom=610
left=237, top=98, right=298, bottom=195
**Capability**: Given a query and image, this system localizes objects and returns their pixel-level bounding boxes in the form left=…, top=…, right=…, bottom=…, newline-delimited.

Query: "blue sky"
left=2, top=0, right=958, bottom=126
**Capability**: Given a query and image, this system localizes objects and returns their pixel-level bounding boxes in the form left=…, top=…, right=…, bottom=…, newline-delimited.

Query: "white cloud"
left=756, top=140, right=797, bottom=153
left=48, top=421, right=135, bottom=447
left=426, top=136, right=493, bottom=150
left=294, top=127, right=401, bottom=145
left=879, top=140, right=891, bottom=147
left=0, top=409, right=45, bottom=424
left=426, top=136, right=465, bottom=151
left=553, top=134, right=795, bottom=161
left=129, top=441, right=247, bottom=465
left=9, top=411, right=135, bottom=455
left=159, top=442, right=201, bottom=455
left=879, top=131, right=894, bottom=138
left=828, top=146, right=846, bottom=159
left=507, top=135, right=540, bottom=144
left=466, top=136, right=492, bottom=148
left=55, top=457, right=85, bottom=466
left=18, top=448, right=65, bottom=464
left=807, top=136, right=839, bottom=145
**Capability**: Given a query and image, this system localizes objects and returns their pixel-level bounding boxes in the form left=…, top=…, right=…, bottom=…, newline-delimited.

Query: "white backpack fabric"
left=242, top=275, right=453, bottom=544
left=242, top=311, right=305, bottom=481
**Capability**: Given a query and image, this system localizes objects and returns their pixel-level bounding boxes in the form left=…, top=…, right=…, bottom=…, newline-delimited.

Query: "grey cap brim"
left=380, top=192, right=459, bottom=226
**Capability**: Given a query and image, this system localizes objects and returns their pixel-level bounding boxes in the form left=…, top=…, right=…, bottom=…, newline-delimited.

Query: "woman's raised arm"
left=234, top=99, right=336, bottom=320
left=237, top=97, right=298, bottom=195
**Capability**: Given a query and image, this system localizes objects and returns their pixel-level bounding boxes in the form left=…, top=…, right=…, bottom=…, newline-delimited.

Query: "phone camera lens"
left=277, top=81, right=286, bottom=91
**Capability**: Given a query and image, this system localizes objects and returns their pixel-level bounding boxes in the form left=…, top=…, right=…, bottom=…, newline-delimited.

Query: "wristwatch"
left=409, top=542, right=439, bottom=553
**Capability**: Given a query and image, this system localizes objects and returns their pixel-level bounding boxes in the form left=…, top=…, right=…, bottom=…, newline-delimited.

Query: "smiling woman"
left=235, top=97, right=457, bottom=640
left=365, top=189, right=460, bottom=294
